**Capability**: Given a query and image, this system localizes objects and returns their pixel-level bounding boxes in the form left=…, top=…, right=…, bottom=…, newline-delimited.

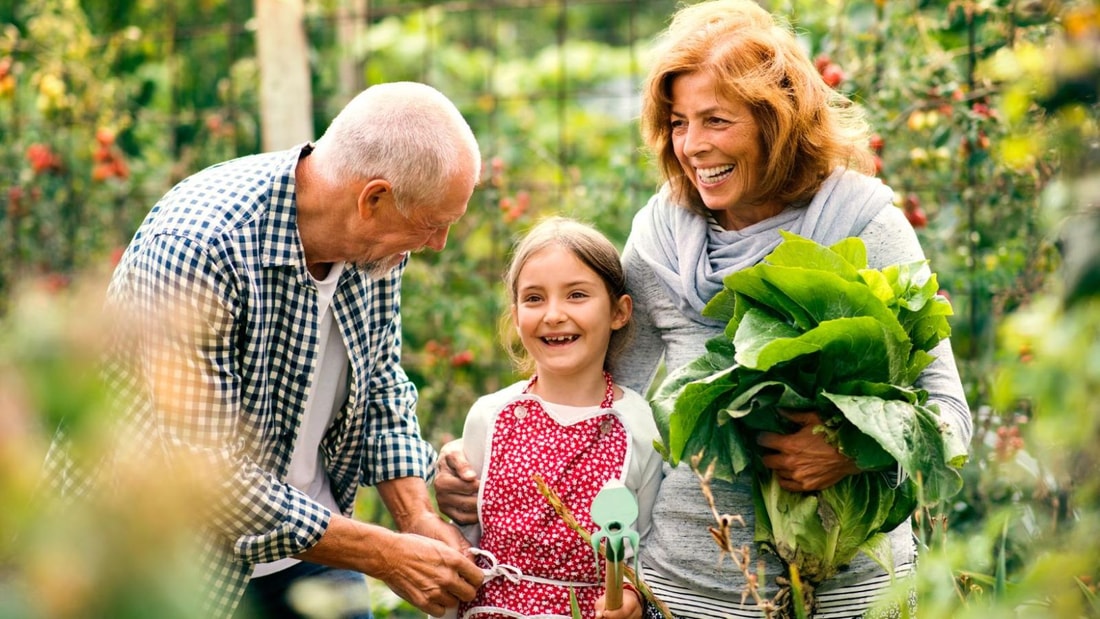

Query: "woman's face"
left=669, top=71, right=782, bottom=229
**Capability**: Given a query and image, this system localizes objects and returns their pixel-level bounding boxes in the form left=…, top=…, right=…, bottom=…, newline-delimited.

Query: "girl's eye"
left=569, top=291, right=588, bottom=299
left=522, top=294, right=543, bottom=303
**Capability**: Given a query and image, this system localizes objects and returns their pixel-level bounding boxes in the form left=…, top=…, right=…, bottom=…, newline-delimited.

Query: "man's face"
left=351, top=168, right=474, bottom=278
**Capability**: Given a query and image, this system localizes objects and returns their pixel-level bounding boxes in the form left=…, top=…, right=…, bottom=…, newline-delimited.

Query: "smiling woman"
left=609, top=1, right=972, bottom=616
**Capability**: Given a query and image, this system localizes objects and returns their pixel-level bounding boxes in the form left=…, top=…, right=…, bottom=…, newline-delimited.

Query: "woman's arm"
left=861, top=205, right=972, bottom=446
left=617, top=239, right=668, bottom=395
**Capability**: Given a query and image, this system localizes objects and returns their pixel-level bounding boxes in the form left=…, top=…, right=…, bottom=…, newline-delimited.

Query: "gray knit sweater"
left=618, top=193, right=972, bottom=608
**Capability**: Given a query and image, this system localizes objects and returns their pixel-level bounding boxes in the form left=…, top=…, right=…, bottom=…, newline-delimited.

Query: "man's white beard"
left=356, top=254, right=404, bottom=280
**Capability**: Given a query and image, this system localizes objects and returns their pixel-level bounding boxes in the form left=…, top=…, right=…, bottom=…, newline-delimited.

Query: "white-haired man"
left=46, top=82, right=483, bottom=618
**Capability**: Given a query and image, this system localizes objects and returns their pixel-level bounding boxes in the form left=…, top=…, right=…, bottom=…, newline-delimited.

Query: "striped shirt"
left=643, top=561, right=915, bottom=618
left=44, top=145, right=435, bottom=618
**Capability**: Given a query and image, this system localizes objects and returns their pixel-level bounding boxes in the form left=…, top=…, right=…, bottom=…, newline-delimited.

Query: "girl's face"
left=511, top=245, right=631, bottom=382
left=669, top=71, right=784, bottom=230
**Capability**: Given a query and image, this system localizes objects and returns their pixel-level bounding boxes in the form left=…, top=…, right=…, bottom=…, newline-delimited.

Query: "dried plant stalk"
left=690, top=453, right=784, bottom=618
left=532, top=474, right=673, bottom=619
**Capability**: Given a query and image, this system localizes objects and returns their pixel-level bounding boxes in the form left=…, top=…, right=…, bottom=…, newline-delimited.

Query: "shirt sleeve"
left=620, top=390, right=664, bottom=541
left=617, top=236, right=669, bottom=396
left=361, top=268, right=437, bottom=485
left=860, top=205, right=973, bottom=449
left=456, top=395, right=496, bottom=547
left=111, top=234, right=330, bottom=564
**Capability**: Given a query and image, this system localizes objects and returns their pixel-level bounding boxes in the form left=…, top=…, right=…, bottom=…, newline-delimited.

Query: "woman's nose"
left=683, top=124, right=709, bottom=157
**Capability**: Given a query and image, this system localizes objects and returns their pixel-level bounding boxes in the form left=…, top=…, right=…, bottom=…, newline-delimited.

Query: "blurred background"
left=1, top=0, right=1098, bottom=617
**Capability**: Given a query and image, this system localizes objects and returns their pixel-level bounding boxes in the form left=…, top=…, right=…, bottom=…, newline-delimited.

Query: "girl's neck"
left=530, top=370, right=611, bottom=407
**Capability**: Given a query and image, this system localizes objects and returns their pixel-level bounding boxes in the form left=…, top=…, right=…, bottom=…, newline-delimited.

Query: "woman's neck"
left=530, top=370, right=610, bottom=407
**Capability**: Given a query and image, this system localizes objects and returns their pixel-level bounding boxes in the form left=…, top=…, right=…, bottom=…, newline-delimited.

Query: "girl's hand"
left=756, top=410, right=860, bottom=492
left=595, top=587, right=643, bottom=619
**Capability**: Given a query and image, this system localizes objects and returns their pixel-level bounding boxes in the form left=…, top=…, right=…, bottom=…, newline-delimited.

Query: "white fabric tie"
left=468, top=548, right=598, bottom=588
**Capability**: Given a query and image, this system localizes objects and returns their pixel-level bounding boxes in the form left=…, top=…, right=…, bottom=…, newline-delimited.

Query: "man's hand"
left=756, top=410, right=860, bottom=492
left=401, top=508, right=472, bottom=554
left=298, top=475, right=485, bottom=617
left=433, top=439, right=480, bottom=526
left=368, top=527, right=483, bottom=617
left=372, top=477, right=482, bottom=614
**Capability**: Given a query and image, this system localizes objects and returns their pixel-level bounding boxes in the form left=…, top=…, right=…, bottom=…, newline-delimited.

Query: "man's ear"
left=357, top=179, right=393, bottom=220
left=611, top=294, right=633, bottom=330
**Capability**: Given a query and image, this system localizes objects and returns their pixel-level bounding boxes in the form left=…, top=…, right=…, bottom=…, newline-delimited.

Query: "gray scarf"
left=630, top=168, right=893, bottom=325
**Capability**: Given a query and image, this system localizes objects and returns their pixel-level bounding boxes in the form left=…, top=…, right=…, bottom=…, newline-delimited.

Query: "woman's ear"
left=611, top=294, right=633, bottom=330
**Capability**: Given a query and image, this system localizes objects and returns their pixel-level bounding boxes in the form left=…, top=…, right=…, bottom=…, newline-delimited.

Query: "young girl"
left=452, top=217, right=662, bottom=619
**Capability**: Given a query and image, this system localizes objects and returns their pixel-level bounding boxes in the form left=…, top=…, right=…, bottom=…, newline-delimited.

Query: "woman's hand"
left=433, top=439, right=481, bottom=526
left=756, top=410, right=860, bottom=492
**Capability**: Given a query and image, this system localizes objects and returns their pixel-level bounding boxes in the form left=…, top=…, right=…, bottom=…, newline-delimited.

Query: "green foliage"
left=0, top=0, right=257, bottom=308
left=0, top=278, right=214, bottom=619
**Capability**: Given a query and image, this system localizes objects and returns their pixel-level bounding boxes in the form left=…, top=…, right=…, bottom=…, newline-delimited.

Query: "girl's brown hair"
left=500, top=216, right=634, bottom=375
left=640, top=0, right=875, bottom=216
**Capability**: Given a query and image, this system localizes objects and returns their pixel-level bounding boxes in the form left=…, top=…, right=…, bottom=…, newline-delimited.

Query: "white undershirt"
left=251, top=262, right=350, bottom=578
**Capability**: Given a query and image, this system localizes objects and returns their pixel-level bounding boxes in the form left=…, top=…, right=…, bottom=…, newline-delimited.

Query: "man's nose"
left=426, top=227, right=449, bottom=252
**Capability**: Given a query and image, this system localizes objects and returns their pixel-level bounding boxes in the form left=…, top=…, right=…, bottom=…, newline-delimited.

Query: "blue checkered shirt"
left=45, top=145, right=436, bottom=617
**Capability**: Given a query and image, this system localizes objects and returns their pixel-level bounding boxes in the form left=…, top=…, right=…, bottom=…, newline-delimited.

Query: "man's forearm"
left=376, top=475, right=439, bottom=532
left=377, top=476, right=473, bottom=553
left=295, top=513, right=395, bottom=575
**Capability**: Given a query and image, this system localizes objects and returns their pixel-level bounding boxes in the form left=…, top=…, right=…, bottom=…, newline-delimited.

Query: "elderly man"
left=46, top=82, right=483, bottom=618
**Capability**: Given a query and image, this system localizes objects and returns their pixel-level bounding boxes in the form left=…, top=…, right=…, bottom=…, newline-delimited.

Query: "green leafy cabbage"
left=651, top=231, right=969, bottom=587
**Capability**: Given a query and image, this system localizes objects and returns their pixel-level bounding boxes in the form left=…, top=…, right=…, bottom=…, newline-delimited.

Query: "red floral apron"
left=459, top=372, right=629, bottom=619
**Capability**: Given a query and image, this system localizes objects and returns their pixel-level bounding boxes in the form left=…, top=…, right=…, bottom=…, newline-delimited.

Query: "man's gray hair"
left=312, top=82, right=481, bottom=211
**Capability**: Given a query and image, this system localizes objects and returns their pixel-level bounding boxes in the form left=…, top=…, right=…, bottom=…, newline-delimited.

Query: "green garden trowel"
left=589, top=479, right=640, bottom=610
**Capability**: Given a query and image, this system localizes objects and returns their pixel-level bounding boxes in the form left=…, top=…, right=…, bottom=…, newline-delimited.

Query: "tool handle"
left=603, top=555, right=623, bottom=610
